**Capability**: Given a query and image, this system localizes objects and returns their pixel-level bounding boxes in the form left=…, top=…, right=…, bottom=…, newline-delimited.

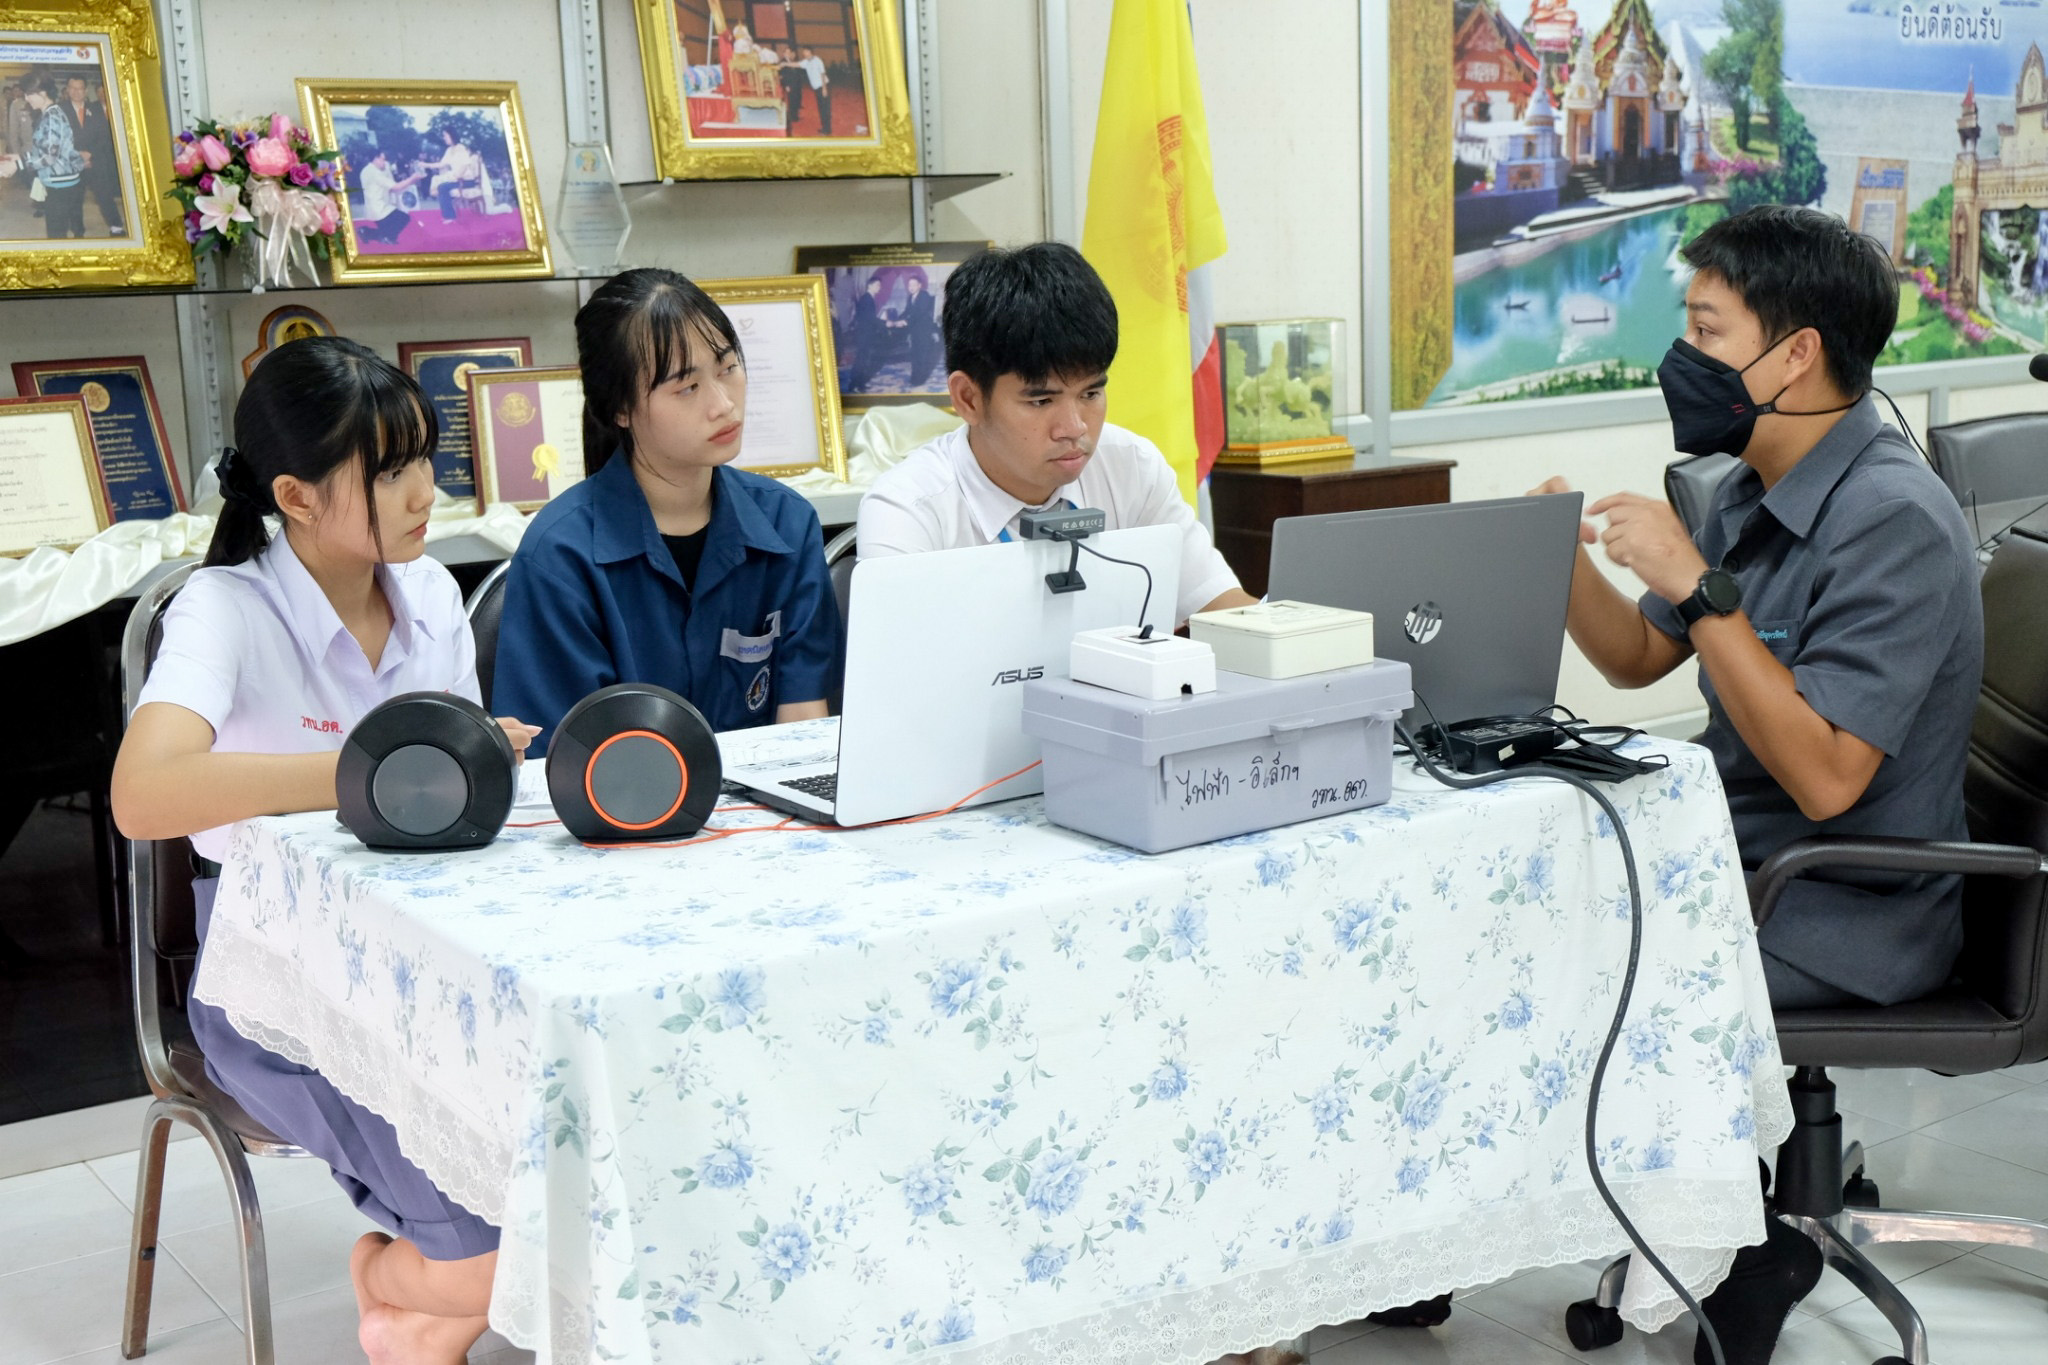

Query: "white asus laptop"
left=729, top=525, right=1182, bottom=825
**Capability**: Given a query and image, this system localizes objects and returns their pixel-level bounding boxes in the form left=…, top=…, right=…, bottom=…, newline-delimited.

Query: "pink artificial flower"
left=246, top=136, right=298, bottom=178
left=198, top=133, right=232, bottom=171
left=198, top=172, right=215, bottom=193
left=172, top=140, right=203, bottom=177
left=287, top=162, right=314, bottom=187
left=270, top=112, right=294, bottom=144
left=315, top=194, right=339, bottom=236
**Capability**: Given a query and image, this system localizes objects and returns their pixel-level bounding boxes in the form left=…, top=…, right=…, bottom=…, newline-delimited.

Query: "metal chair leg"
left=1592, top=1254, right=1628, bottom=1310
left=186, top=1105, right=277, bottom=1365
left=1842, top=1205, right=2048, bottom=1254
left=1789, top=1214, right=1931, bottom=1365
left=121, top=1103, right=175, bottom=1359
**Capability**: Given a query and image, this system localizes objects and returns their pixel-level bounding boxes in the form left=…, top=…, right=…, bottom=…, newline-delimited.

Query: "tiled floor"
left=4, top=1065, right=2047, bottom=1364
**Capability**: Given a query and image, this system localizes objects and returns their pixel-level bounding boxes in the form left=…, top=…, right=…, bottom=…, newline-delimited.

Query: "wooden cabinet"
left=1209, top=452, right=1456, bottom=595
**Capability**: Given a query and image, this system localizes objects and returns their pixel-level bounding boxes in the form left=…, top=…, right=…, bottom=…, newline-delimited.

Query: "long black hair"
left=575, top=268, right=743, bottom=475
left=205, top=336, right=438, bottom=568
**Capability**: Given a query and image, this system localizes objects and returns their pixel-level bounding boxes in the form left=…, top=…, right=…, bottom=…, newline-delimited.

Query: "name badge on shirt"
left=720, top=611, right=781, bottom=665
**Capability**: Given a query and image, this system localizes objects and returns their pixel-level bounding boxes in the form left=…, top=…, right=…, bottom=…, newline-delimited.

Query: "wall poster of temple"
left=1392, top=1, right=2044, bottom=412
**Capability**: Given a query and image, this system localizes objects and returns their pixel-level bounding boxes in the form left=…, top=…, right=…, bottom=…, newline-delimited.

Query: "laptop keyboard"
left=781, top=771, right=839, bottom=802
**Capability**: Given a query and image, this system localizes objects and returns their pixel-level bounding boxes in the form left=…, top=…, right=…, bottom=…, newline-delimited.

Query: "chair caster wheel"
left=1844, top=1175, right=1881, bottom=1208
left=1565, top=1299, right=1624, bottom=1351
left=1871, top=1358, right=1911, bottom=1365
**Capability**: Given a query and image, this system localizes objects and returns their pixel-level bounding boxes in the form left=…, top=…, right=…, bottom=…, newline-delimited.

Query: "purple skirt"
left=188, top=878, right=499, bottom=1261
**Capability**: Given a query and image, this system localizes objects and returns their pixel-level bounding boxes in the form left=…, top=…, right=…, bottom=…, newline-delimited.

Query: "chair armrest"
left=1750, top=836, right=2046, bottom=929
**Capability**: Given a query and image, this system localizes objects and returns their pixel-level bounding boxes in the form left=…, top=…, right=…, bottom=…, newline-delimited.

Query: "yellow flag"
left=1081, top=0, right=1228, bottom=506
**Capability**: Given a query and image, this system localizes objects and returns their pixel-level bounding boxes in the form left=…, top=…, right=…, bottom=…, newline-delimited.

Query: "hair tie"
left=215, top=447, right=273, bottom=513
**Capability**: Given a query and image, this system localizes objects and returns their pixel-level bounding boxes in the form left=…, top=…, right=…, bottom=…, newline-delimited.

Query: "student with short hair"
left=857, top=241, right=1257, bottom=625
left=492, top=268, right=840, bottom=744
left=1542, top=203, right=1982, bottom=1365
left=110, top=337, right=541, bottom=1364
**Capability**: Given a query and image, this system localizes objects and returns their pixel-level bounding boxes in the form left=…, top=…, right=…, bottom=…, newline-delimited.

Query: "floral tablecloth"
left=194, top=724, right=1791, bottom=1365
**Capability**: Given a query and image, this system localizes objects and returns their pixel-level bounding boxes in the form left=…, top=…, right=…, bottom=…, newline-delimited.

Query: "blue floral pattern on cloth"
left=193, top=722, right=1791, bottom=1365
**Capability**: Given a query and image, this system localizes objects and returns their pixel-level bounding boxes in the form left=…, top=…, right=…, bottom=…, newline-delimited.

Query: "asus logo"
left=991, top=666, right=1046, bottom=685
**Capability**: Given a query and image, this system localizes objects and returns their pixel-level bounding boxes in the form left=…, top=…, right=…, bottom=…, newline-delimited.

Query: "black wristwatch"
left=1674, top=566, right=1742, bottom=634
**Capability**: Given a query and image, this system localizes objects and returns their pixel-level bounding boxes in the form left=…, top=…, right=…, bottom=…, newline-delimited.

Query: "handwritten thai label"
left=1173, top=750, right=1306, bottom=810
left=1311, top=777, right=1376, bottom=810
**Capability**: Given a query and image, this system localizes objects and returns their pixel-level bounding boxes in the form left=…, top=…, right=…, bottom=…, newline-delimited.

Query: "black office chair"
left=466, top=559, right=512, bottom=712
left=1566, top=526, right=2048, bottom=1365
left=1663, top=452, right=1742, bottom=538
left=1927, top=412, right=2048, bottom=511
left=118, top=562, right=310, bottom=1365
left=823, top=527, right=856, bottom=713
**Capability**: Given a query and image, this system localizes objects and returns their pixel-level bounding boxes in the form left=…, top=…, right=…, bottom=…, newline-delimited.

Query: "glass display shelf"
left=0, top=172, right=1009, bottom=303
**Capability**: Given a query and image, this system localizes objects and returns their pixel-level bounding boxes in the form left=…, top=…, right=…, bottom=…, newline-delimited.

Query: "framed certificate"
left=397, top=337, right=534, bottom=500
left=468, top=365, right=586, bottom=513
left=699, top=275, right=848, bottom=480
left=12, top=356, right=184, bottom=519
left=241, top=304, right=337, bottom=380
left=0, top=395, right=113, bottom=556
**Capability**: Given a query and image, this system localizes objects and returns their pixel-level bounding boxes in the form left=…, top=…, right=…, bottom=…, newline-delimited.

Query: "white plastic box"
left=1019, top=660, right=1412, bottom=853
left=1188, top=600, right=1374, bottom=679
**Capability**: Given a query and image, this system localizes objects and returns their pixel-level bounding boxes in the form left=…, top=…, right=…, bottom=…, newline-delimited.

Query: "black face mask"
left=1656, top=335, right=1860, bottom=457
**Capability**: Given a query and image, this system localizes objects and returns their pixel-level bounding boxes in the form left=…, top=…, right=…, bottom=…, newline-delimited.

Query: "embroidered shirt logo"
left=746, top=664, right=772, bottom=712
left=301, top=716, right=344, bottom=734
left=1755, top=628, right=1790, bottom=643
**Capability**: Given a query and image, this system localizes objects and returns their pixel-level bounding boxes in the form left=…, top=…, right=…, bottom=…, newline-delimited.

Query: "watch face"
left=1702, top=569, right=1743, bottom=613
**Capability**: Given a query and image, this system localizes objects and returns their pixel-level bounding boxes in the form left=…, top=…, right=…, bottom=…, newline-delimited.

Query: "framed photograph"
left=795, top=241, right=985, bottom=408
left=0, top=393, right=111, bottom=554
left=0, top=3, right=193, bottom=290
left=468, top=365, right=585, bottom=514
left=240, top=303, right=336, bottom=380
left=11, top=353, right=182, bottom=517
left=630, top=0, right=916, bottom=180
left=398, top=337, right=533, bottom=500
left=700, top=274, right=847, bottom=479
left=297, top=79, right=550, bottom=285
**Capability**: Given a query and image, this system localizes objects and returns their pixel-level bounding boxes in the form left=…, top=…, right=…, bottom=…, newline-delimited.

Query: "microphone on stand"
left=2028, top=353, right=2048, bottom=381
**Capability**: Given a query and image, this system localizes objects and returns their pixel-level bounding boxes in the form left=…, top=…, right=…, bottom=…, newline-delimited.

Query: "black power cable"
left=1395, top=718, right=1728, bottom=1365
left=1048, top=530, right=1156, bottom=631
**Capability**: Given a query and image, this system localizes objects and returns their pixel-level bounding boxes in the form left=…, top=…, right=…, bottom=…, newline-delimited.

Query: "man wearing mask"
left=1539, top=204, right=1980, bottom=1365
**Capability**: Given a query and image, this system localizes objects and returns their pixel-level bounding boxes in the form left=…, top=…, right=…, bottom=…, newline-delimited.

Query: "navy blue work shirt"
left=1640, top=398, right=1983, bottom=1005
left=493, top=454, right=842, bottom=744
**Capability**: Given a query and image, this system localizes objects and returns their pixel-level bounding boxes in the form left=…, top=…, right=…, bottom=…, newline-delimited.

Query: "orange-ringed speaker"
left=336, top=693, right=517, bottom=851
left=546, top=683, right=722, bottom=842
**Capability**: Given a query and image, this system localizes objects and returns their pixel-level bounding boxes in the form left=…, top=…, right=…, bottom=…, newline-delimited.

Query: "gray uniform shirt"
left=1640, top=398, right=1982, bottom=1004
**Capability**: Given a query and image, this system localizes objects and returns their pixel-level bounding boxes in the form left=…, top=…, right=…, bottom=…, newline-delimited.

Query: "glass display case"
left=1217, top=316, right=1353, bottom=466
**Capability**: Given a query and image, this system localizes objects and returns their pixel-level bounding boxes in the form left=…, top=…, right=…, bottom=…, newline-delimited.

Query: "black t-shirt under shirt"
left=662, top=527, right=710, bottom=592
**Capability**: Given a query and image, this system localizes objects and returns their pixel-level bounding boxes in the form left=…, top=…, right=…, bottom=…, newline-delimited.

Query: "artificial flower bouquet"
left=169, top=115, right=343, bottom=287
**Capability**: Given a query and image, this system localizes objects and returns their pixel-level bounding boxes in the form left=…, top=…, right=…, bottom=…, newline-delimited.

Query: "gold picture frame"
left=631, top=0, right=917, bottom=181
left=0, top=393, right=113, bottom=554
left=296, top=78, right=551, bottom=285
left=0, top=1, right=195, bottom=291
left=699, top=274, right=847, bottom=480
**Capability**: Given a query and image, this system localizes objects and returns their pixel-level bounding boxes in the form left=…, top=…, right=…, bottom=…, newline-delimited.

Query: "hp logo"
left=1404, top=602, right=1444, bottom=646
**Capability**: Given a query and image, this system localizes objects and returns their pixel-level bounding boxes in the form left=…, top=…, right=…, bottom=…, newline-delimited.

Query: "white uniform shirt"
left=857, top=421, right=1242, bottom=625
left=801, top=56, right=828, bottom=89
left=358, top=160, right=400, bottom=218
left=135, top=533, right=479, bottom=862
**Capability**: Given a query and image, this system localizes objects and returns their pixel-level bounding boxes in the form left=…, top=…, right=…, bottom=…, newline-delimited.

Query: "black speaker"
left=546, top=683, right=722, bottom=843
left=336, top=693, right=516, bottom=852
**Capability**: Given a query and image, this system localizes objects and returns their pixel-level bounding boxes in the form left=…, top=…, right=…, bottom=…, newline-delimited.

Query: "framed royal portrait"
left=468, top=365, right=585, bottom=514
left=399, top=337, right=533, bottom=500
left=700, top=274, right=847, bottom=479
left=0, top=2, right=194, bottom=290
left=631, top=0, right=916, bottom=180
left=12, top=353, right=181, bottom=517
left=0, top=393, right=112, bottom=553
left=794, top=241, right=985, bottom=409
left=297, top=79, right=551, bottom=285
left=240, top=303, right=335, bottom=379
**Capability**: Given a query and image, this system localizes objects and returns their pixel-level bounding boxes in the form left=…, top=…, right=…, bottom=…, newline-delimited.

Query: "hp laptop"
left=1266, top=492, right=1584, bottom=730
left=729, top=525, right=1181, bottom=826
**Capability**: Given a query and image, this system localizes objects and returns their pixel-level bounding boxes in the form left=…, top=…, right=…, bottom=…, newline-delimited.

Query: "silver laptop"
left=730, top=525, right=1182, bottom=825
left=1266, top=492, right=1583, bottom=730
